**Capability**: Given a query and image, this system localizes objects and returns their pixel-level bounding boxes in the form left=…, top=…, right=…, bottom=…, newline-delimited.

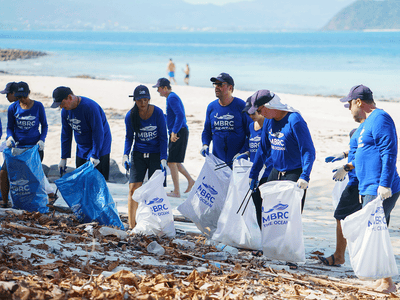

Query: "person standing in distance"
left=248, top=90, right=315, bottom=213
left=201, top=72, right=251, bottom=164
left=183, top=64, right=190, bottom=85
left=122, top=85, right=168, bottom=229
left=167, top=58, right=177, bottom=84
left=153, top=78, right=195, bottom=198
left=333, top=85, right=400, bottom=294
left=51, top=86, right=112, bottom=180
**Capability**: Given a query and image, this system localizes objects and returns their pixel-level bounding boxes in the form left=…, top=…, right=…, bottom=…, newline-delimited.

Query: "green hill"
left=323, top=0, right=400, bottom=30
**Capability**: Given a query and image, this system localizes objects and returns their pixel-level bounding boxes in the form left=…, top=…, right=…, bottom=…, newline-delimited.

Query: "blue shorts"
left=168, top=71, right=175, bottom=78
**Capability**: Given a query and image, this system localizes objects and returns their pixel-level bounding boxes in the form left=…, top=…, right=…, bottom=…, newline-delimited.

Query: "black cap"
left=14, top=81, right=30, bottom=97
left=0, top=82, right=17, bottom=94
left=51, top=86, right=73, bottom=108
left=129, top=85, right=150, bottom=100
left=210, top=72, right=234, bottom=87
left=152, top=78, right=171, bottom=88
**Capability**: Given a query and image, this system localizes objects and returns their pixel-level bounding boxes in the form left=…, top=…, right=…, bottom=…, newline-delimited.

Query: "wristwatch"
left=344, top=164, right=352, bottom=172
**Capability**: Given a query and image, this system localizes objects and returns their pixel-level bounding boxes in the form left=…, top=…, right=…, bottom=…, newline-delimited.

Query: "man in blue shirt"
left=201, top=73, right=251, bottom=164
left=153, top=78, right=195, bottom=198
left=333, top=84, right=400, bottom=294
left=51, top=86, right=112, bottom=180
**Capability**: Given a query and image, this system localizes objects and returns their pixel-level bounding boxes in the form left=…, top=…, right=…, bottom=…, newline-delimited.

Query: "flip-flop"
left=317, top=254, right=341, bottom=267
left=286, top=262, right=298, bottom=270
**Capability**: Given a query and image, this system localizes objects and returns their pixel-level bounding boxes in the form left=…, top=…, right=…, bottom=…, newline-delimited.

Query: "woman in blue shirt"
left=123, top=85, right=168, bottom=229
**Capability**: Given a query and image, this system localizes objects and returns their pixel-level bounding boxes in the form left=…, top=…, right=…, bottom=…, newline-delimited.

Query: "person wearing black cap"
left=244, top=90, right=315, bottom=211
left=153, top=77, right=195, bottom=198
left=0, top=82, right=18, bottom=103
left=332, top=84, right=400, bottom=293
left=3, top=81, right=49, bottom=206
left=123, top=85, right=168, bottom=229
left=201, top=72, right=251, bottom=164
left=51, top=86, right=112, bottom=180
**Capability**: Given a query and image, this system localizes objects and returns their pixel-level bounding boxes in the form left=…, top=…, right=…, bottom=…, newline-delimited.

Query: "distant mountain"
left=323, top=0, right=400, bottom=30
left=0, top=0, right=354, bottom=31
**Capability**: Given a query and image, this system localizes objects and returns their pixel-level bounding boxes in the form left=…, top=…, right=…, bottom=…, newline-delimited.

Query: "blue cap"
left=152, top=78, right=170, bottom=88
left=14, top=81, right=30, bottom=97
left=130, top=85, right=150, bottom=100
left=210, top=72, right=234, bottom=87
left=340, top=85, right=373, bottom=103
left=0, top=82, right=17, bottom=94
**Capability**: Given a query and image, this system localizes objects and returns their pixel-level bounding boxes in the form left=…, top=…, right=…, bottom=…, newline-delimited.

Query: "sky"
left=184, top=0, right=355, bottom=6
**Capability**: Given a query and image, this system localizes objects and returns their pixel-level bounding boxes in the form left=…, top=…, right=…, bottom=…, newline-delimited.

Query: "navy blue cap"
left=210, top=72, right=234, bottom=87
left=340, top=85, right=373, bottom=103
left=51, top=86, right=73, bottom=108
left=14, top=81, right=30, bottom=97
left=152, top=78, right=170, bottom=88
left=130, top=85, right=150, bottom=100
left=243, top=90, right=276, bottom=114
left=0, top=82, right=17, bottom=94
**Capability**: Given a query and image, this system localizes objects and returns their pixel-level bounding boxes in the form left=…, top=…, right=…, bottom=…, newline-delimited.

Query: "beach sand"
left=1, top=74, right=400, bottom=291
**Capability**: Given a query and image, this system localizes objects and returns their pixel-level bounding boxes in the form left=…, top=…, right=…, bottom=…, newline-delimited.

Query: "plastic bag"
left=259, top=180, right=305, bottom=263
left=55, top=161, right=124, bottom=229
left=341, top=197, right=398, bottom=280
left=212, top=159, right=262, bottom=250
left=132, top=170, right=175, bottom=238
left=177, top=153, right=232, bottom=238
left=332, top=176, right=349, bottom=209
left=4, top=145, right=48, bottom=213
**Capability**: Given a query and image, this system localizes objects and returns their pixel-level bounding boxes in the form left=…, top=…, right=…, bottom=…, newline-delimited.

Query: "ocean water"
left=1, top=30, right=400, bottom=100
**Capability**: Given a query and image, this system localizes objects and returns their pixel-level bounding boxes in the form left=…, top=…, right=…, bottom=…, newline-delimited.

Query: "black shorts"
left=334, top=184, right=361, bottom=220
left=2, top=149, right=44, bottom=171
left=76, top=153, right=110, bottom=181
left=130, top=151, right=161, bottom=183
left=167, top=127, right=188, bottom=163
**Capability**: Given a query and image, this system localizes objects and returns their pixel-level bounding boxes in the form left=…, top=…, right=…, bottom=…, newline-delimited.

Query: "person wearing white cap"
left=245, top=90, right=315, bottom=213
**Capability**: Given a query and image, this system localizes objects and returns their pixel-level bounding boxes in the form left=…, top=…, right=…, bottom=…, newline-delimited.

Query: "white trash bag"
left=132, top=170, right=175, bottom=238
left=259, top=180, right=305, bottom=263
left=212, top=159, right=262, bottom=250
left=177, top=153, right=232, bottom=238
left=341, top=197, right=398, bottom=280
left=332, top=175, right=349, bottom=209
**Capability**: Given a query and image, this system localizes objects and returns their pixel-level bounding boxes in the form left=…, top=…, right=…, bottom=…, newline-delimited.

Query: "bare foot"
left=376, top=278, right=396, bottom=294
left=184, top=179, right=195, bottom=193
left=167, top=192, right=181, bottom=198
left=370, top=278, right=383, bottom=289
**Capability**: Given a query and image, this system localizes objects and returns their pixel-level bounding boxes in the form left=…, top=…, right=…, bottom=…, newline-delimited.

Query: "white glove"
left=122, top=154, right=130, bottom=171
left=200, top=145, right=209, bottom=157
left=90, top=157, right=100, bottom=167
left=6, top=137, right=15, bottom=148
left=332, top=165, right=347, bottom=181
left=160, top=159, right=167, bottom=172
left=58, top=159, right=67, bottom=175
left=37, top=140, right=45, bottom=151
left=297, top=178, right=308, bottom=189
left=378, top=186, right=392, bottom=200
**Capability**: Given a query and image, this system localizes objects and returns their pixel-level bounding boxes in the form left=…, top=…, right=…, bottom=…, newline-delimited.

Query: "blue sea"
left=1, top=30, right=400, bottom=100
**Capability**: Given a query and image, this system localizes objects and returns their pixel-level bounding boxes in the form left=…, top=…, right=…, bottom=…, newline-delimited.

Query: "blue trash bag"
left=4, top=145, right=49, bottom=213
left=55, top=161, right=124, bottom=229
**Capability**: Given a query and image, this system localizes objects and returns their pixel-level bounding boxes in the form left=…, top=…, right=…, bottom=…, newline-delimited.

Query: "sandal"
left=317, top=254, right=341, bottom=267
left=286, top=262, right=298, bottom=270
left=252, top=250, right=263, bottom=257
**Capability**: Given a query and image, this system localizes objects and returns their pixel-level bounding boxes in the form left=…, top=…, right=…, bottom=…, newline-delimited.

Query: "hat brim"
left=51, top=101, right=62, bottom=108
left=152, top=84, right=160, bottom=88
left=340, top=96, right=351, bottom=103
left=242, top=104, right=257, bottom=115
left=210, top=77, right=226, bottom=83
left=0, top=90, right=7, bottom=94
left=133, top=95, right=150, bottom=101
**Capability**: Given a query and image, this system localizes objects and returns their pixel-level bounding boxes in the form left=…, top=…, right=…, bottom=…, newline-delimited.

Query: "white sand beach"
left=1, top=74, right=400, bottom=293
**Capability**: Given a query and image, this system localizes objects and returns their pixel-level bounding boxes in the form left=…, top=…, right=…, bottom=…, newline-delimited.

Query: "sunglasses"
left=213, top=82, right=226, bottom=87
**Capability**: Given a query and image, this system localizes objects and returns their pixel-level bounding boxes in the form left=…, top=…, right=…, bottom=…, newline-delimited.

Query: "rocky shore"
left=0, top=48, right=47, bottom=61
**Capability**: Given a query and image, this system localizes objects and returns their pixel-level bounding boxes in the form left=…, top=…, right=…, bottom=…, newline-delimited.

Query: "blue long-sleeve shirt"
left=61, top=97, right=111, bottom=160
left=124, top=105, right=168, bottom=160
left=354, top=109, right=400, bottom=195
left=7, top=100, right=48, bottom=146
left=250, top=112, right=315, bottom=182
left=247, top=121, right=272, bottom=179
left=347, top=124, right=363, bottom=186
left=166, top=92, right=188, bottom=135
left=201, top=97, right=251, bottom=163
